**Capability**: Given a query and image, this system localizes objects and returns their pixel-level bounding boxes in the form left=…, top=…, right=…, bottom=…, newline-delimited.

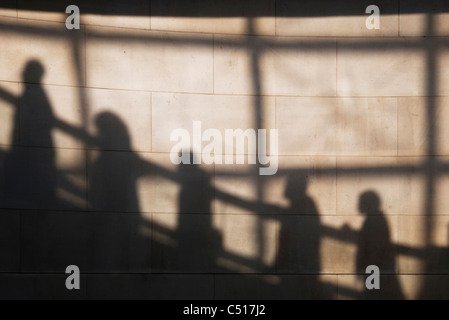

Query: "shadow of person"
left=89, top=111, right=151, bottom=272
left=356, top=191, right=404, bottom=300
left=90, top=112, right=140, bottom=212
left=175, top=151, right=221, bottom=273
left=2, top=60, right=58, bottom=208
left=276, top=175, right=325, bottom=299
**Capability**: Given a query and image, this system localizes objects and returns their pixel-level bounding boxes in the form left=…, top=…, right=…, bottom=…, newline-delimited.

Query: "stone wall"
left=0, top=0, right=449, bottom=299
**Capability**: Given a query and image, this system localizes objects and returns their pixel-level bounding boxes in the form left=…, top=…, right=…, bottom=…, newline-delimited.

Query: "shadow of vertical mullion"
left=247, top=18, right=267, bottom=266
left=71, top=28, right=90, bottom=210
left=423, top=13, right=438, bottom=254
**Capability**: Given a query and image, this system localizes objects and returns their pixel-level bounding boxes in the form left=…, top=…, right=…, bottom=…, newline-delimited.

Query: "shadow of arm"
left=0, top=86, right=17, bottom=106
left=53, top=118, right=99, bottom=147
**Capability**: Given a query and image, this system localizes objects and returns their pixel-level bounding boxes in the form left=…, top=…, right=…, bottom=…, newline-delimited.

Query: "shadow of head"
left=358, top=190, right=382, bottom=215
left=285, top=174, right=309, bottom=201
left=95, top=111, right=131, bottom=150
left=23, top=60, right=45, bottom=84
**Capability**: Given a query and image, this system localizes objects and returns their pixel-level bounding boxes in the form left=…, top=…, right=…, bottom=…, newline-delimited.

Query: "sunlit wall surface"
left=0, top=0, right=449, bottom=300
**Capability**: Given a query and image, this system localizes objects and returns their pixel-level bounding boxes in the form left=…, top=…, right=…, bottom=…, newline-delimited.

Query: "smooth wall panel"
left=88, top=151, right=214, bottom=214
left=320, top=216, right=399, bottom=275
left=214, top=35, right=336, bottom=96
left=87, top=274, right=214, bottom=300
left=152, top=214, right=222, bottom=273
left=337, top=157, right=425, bottom=216
left=0, top=82, right=18, bottom=147
left=338, top=157, right=449, bottom=216
left=214, top=275, right=279, bottom=300
left=2, top=0, right=449, bottom=302
left=151, top=0, right=275, bottom=35
left=139, top=153, right=214, bottom=214
left=410, top=275, right=449, bottom=300
left=86, top=26, right=213, bottom=93
left=214, top=163, right=262, bottom=215
left=339, top=38, right=449, bottom=96
left=82, top=1, right=150, bottom=29
left=215, top=275, right=338, bottom=300
left=21, top=211, right=151, bottom=273
left=0, top=211, right=20, bottom=272
left=0, top=274, right=87, bottom=300
left=262, top=156, right=337, bottom=216
left=338, top=39, right=428, bottom=96
left=0, top=17, right=84, bottom=87
left=337, top=97, right=398, bottom=156
left=152, top=92, right=275, bottom=154
left=152, top=214, right=277, bottom=274
left=18, top=84, right=84, bottom=150
left=87, top=212, right=152, bottom=273
left=0, top=147, right=87, bottom=210
left=0, top=0, right=16, bottom=17
left=397, top=215, right=427, bottom=274
left=277, top=97, right=338, bottom=156
left=399, top=215, right=449, bottom=275
left=88, top=149, right=156, bottom=212
left=277, top=0, right=399, bottom=37
left=400, top=0, right=449, bottom=37
left=338, top=275, right=405, bottom=300
left=18, top=0, right=150, bottom=29
left=277, top=97, right=398, bottom=156
left=398, top=97, right=449, bottom=156
left=13, top=85, right=152, bottom=152
left=87, top=88, right=152, bottom=152
left=21, top=212, right=91, bottom=272
left=214, top=214, right=277, bottom=273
